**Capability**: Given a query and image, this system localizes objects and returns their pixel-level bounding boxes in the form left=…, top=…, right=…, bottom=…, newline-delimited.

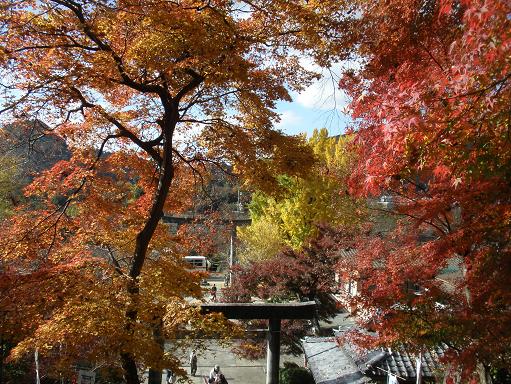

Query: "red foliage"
left=222, top=226, right=342, bottom=357
left=339, top=0, right=511, bottom=376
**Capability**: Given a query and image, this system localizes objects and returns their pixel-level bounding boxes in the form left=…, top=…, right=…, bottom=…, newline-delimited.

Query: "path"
left=144, top=340, right=303, bottom=384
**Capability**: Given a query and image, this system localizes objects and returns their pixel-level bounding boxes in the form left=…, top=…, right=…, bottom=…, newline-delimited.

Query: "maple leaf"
left=0, top=1, right=356, bottom=382
left=337, top=0, right=511, bottom=378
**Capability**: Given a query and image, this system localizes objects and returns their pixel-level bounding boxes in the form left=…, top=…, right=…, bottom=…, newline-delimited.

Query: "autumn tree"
left=337, top=0, right=511, bottom=379
left=238, top=128, right=365, bottom=262
left=0, top=1, right=352, bottom=383
left=223, top=225, right=343, bottom=358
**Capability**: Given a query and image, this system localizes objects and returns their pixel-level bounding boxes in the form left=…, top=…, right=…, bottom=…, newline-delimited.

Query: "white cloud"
left=294, top=79, right=350, bottom=111
left=275, top=110, right=302, bottom=131
left=293, top=62, right=350, bottom=111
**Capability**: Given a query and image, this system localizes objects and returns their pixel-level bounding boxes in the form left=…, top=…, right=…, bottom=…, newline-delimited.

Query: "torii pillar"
left=201, top=301, right=316, bottom=384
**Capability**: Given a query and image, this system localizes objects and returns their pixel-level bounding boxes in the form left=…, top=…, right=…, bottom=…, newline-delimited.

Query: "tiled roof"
left=306, top=333, right=447, bottom=382
left=304, top=320, right=447, bottom=383
left=338, top=248, right=357, bottom=259
left=366, top=345, right=447, bottom=379
left=340, top=340, right=447, bottom=380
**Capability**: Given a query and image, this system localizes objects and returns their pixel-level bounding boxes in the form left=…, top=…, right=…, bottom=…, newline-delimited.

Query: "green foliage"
left=279, top=362, right=314, bottom=384
left=0, top=155, right=22, bottom=219
left=490, top=368, right=511, bottom=384
left=238, top=128, right=365, bottom=261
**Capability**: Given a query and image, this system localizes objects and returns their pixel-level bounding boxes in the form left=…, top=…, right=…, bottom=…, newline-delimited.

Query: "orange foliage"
left=0, top=1, right=350, bottom=382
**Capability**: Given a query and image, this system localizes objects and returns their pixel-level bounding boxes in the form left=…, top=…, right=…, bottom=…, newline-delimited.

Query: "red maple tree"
left=223, top=225, right=342, bottom=358
left=338, top=0, right=511, bottom=379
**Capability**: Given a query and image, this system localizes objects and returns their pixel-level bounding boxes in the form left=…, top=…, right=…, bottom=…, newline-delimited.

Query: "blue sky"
left=0, top=57, right=353, bottom=140
left=274, top=64, right=352, bottom=138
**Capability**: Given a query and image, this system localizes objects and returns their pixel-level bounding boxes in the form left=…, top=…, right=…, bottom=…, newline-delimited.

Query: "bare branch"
left=106, top=245, right=125, bottom=276
left=69, top=86, right=163, bottom=165
left=98, top=110, right=163, bottom=165
left=173, top=69, right=205, bottom=104
left=367, top=205, right=446, bottom=235
left=12, top=43, right=99, bottom=53
left=49, top=0, right=166, bottom=97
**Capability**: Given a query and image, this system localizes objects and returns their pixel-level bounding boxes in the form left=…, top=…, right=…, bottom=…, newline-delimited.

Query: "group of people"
left=165, top=350, right=227, bottom=384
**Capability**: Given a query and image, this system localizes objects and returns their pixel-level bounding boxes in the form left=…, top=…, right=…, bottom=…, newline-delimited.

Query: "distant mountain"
left=0, top=120, right=71, bottom=211
left=0, top=120, right=71, bottom=179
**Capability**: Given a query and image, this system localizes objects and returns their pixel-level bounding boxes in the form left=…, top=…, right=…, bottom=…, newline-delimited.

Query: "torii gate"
left=162, top=213, right=251, bottom=283
left=201, top=301, right=316, bottom=384
left=163, top=214, right=316, bottom=383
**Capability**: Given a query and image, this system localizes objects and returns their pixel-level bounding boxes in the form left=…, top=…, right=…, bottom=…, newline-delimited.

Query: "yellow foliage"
left=239, top=128, right=366, bottom=257
left=238, top=217, right=286, bottom=264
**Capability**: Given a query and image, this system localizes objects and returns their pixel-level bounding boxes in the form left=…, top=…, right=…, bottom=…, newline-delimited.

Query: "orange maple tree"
left=337, top=0, right=511, bottom=379
left=0, top=1, right=350, bottom=383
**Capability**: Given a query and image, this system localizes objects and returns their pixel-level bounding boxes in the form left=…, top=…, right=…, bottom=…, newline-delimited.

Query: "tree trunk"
left=0, top=338, right=4, bottom=384
left=148, top=316, right=165, bottom=384
left=122, top=126, right=175, bottom=384
left=478, top=363, right=492, bottom=384
left=121, top=353, right=140, bottom=384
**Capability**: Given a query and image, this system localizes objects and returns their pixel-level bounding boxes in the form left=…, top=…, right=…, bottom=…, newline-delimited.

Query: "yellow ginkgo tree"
left=239, top=128, right=366, bottom=261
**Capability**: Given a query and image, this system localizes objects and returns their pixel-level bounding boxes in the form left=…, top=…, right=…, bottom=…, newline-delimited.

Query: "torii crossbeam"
left=201, top=302, right=316, bottom=384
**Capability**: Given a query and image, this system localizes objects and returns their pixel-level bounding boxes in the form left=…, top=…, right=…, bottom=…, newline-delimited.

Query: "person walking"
left=190, top=349, right=198, bottom=376
left=210, top=284, right=217, bottom=302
